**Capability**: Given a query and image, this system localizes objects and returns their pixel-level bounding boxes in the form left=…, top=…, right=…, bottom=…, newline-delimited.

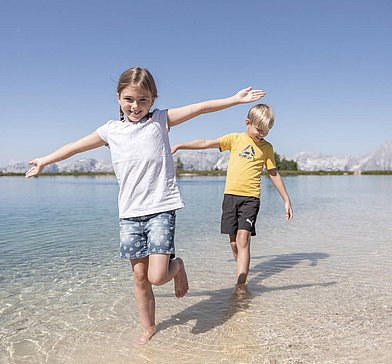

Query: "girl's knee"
left=133, top=269, right=149, bottom=286
left=148, top=273, right=166, bottom=286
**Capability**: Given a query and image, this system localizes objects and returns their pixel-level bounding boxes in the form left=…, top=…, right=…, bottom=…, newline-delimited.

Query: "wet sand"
left=4, top=244, right=391, bottom=364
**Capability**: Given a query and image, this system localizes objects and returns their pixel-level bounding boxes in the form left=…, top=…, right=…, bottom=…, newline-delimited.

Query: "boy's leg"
left=229, top=231, right=251, bottom=287
left=148, top=254, right=189, bottom=298
left=229, top=233, right=238, bottom=260
left=131, top=257, right=157, bottom=344
left=234, top=229, right=251, bottom=285
left=234, top=196, right=259, bottom=289
left=222, top=195, right=241, bottom=268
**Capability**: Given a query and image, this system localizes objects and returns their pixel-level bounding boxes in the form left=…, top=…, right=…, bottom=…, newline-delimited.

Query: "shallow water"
left=0, top=175, right=391, bottom=363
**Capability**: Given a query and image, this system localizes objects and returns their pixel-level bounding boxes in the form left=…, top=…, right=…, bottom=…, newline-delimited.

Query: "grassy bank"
left=175, top=170, right=392, bottom=176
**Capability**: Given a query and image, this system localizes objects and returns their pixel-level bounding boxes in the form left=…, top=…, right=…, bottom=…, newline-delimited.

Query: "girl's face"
left=246, top=119, right=269, bottom=143
left=118, top=85, right=154, bottom=122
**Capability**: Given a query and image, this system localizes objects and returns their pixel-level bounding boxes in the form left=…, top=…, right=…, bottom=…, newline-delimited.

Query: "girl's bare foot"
left=173, top=258, right=189, bottom=298
left=136, top=325, right=156, bottom=345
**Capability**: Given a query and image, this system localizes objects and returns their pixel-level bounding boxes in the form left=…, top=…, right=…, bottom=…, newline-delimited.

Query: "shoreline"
left=1, top=170, right=391, bottom=177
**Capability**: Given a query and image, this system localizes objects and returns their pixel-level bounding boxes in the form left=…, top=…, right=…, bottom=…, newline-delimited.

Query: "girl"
left=25, top=67, right=265, bottom=344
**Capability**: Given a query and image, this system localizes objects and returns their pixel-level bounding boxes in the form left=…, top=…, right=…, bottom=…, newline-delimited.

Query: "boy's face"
left=246, top=119, right=269, bottom=143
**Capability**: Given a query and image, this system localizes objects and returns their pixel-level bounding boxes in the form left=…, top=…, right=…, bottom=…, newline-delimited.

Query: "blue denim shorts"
left=119, top=211, right=176, bottom=260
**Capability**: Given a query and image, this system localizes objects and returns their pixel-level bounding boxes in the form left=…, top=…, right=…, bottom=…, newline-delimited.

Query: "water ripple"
left=1, top=175, right=391, bottom=363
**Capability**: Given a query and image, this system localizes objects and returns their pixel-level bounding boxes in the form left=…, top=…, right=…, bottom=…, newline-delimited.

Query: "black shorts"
left=221, top=194, right=260, bottom=236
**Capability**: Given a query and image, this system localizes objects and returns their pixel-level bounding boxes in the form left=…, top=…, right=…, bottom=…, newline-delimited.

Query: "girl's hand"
left=235, top=87, right=266, bottom=103
left=25, top=159, right=45, bottom=178
left=171, top=145, right=179, bottom=154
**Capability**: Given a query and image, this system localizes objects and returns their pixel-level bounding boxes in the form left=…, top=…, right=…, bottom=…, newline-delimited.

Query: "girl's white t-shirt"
left=96, top=109, right=184, bottom=218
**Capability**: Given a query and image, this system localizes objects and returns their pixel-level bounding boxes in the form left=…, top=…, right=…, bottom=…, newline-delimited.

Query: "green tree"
left=274, top=152, right=298, bottom=171
left=274, top=152, right=281, bottom=167
left=176, top=157, right=184, bottom=170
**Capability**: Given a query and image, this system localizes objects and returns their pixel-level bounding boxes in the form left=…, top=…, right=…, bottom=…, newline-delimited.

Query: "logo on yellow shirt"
left=239, top=145, right=255, bottom=161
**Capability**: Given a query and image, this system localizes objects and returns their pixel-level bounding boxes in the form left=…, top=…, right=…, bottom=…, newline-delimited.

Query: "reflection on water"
left=0, top=175, right=391, bottom=363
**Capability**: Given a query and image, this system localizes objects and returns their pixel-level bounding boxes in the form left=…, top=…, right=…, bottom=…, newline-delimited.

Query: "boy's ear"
left=245, top=118, right=251, bottom=126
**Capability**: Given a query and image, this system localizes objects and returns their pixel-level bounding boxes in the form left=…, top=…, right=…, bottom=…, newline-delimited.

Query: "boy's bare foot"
left=173, top=258, right=189, bottom=298
left=233, top=283, right=250, bottom=298
left=135, top=325, right=156, bottom=345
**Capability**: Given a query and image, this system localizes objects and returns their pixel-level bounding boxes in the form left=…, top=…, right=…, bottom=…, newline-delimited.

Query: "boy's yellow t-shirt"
left=218, top=132, right=276, bottom=198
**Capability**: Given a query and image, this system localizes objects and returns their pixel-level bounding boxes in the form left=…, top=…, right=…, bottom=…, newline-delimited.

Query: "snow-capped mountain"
left=1, top=141, right=391, bottom=173
left=175, top=141, right=392, bottom=171
left=56, top=158, right=113, bottom=173
left=292, top=140, right=392, bottom=171
left=1, top=159, right=113, bottom=174
left=175, top=150, right=229, bottom=171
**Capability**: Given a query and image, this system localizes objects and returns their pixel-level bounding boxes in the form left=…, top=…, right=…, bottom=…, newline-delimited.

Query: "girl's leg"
left=131, top=257, right=157, bottom=344
left=148, top=254, right=189, bottom=298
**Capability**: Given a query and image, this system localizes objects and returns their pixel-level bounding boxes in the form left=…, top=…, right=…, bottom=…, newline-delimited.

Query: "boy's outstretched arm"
left=267, top=168, right=294, bottom=221
left=25, top=131, right=106, bottom=178
left=171, top=139, right=220, bottom=154
left=167, top=87, right=265, bottom=127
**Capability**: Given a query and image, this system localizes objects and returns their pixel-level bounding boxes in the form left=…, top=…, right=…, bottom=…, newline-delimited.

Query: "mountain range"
left=292, top=140, right=391, bottom=171
left=1, top=141, right=391, bottom=173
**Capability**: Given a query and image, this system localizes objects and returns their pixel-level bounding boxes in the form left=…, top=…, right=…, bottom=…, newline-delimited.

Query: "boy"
left=171, top=104, right=293, bottom=295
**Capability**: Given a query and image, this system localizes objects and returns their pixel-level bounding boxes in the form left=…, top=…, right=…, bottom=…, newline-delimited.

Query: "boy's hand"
left=25, top=159, right=45, bottom=178
left=171, top=145, right=179, bottom=154
left=235, top=87, right=266, bottom=104
left=285, top=202, right=293, bottom=221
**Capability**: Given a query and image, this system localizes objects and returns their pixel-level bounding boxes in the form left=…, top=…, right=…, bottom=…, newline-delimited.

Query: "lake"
left=0, top=175, right=391, bottom=363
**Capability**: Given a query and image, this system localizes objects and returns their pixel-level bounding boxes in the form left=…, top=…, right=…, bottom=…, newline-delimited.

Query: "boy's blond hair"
left=247, top=104, right=275, bottom=131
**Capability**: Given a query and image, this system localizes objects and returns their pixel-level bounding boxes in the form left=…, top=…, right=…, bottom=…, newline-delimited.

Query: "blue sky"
left=1, top=0, right=391, bottom=166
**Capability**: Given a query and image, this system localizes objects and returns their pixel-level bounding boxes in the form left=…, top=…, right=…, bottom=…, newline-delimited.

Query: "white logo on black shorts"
left=246, top=219, right=254, bottom=227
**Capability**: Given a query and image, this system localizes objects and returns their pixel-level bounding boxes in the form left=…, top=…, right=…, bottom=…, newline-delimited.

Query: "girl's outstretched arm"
left=25, top=131, right=106, bottom=178
left=167, top=87, right=265, bottom=127
left=171, top=139, right=220, bottom=154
